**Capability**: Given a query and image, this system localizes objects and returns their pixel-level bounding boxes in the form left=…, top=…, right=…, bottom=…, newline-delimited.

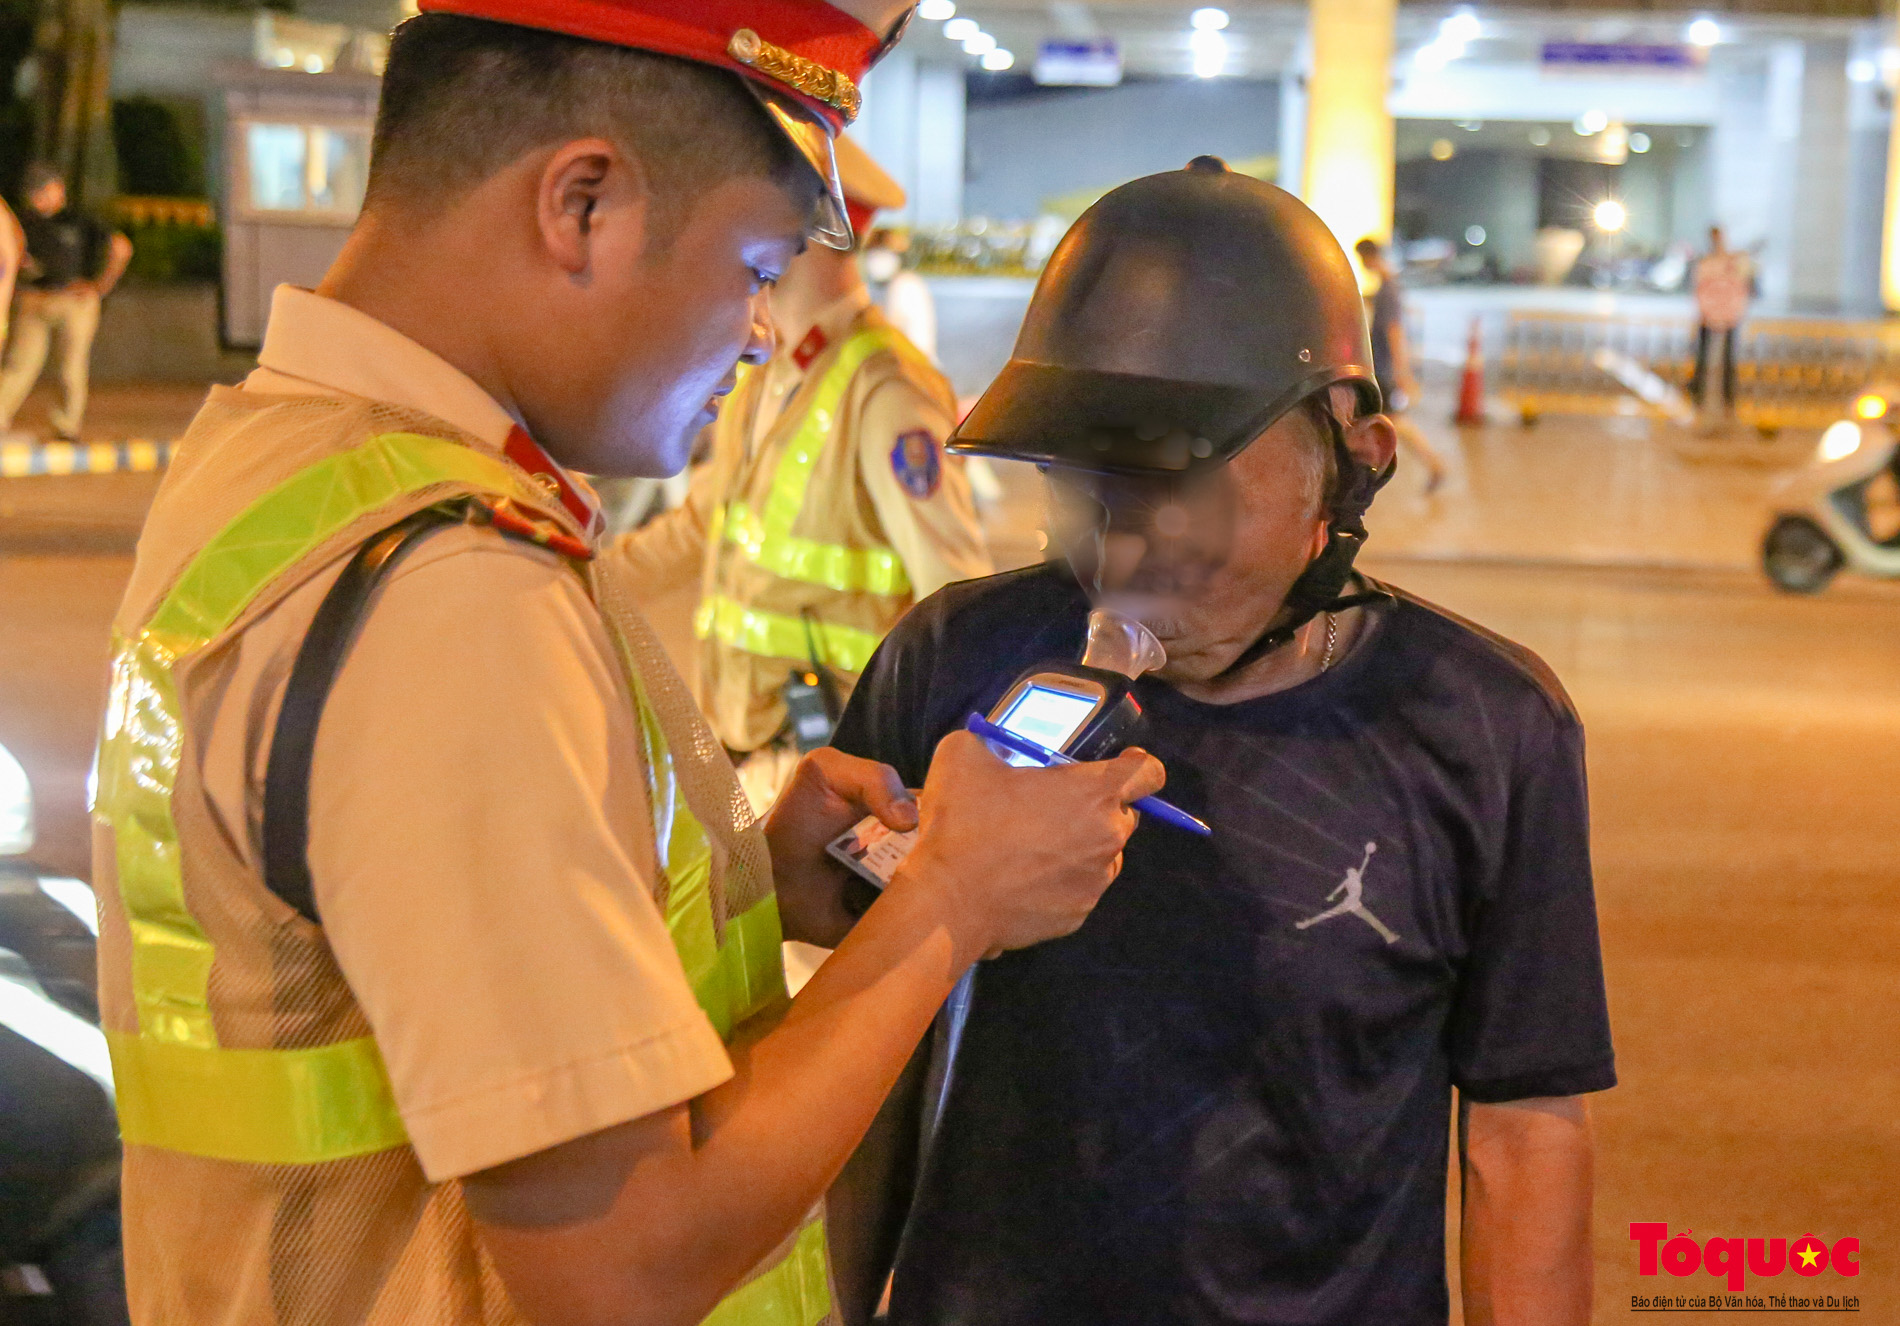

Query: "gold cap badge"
left=728, top=28, right=863, bottom=123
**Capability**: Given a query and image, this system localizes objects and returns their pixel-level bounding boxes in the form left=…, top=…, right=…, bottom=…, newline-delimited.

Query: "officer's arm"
left=857, top=380, right=992, bottom=599
left=1458, top=1095, right=1594, bottom=1326
left=463, top=737, right=1165, bottom=1326
left=603, top=438, right=723, bottom=598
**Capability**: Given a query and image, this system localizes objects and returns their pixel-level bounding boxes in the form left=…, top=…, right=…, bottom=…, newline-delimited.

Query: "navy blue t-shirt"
left=831, top=564, right=1615, bottom=1326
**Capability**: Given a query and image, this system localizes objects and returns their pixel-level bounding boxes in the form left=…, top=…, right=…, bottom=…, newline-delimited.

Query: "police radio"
left=827, top=610, right=1206, bottom=890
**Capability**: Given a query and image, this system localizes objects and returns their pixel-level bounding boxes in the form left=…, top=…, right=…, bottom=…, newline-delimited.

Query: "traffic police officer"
left=614, top=134, right=988, bottom=811
left=89, top=4, right=1162, bottom=1324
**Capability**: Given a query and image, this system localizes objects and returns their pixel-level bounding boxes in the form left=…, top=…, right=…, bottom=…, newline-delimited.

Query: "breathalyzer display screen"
left=995, top=685, right=1100, bottom=765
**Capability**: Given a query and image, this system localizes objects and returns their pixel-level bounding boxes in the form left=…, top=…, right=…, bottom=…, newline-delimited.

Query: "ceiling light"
left=1190, top=7, right=1229, bottom=30
left=1528, top=126, right=1552, bottom=146
left=1441, top=9, right=1480, bottom=44
left=962, top=31, right=996, bottom=55
left=1592, top=198, right=1627, bottom=232
left=1575, top=108, right=1608, bottom=135
left=918, top=0, right=955, bottom=19
left=943, top=16, right=977, bottom=40
left=1629, top=131, right=1652, bottom=153
left=1686, top=17, right=1720, bottom=47
left=981, top=47, right=1015, bottom=71
left=1465, top=225, right=1487, bottom=246
left=1414, top=42, right=1452, bottom=71
left=1192, top=30, right=1227, bottom=78
left=1430, top=138, right=1455, bottom=161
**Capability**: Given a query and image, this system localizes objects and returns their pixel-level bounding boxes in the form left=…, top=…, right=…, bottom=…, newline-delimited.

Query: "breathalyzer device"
left=827, top=609, right=1205, bottom=890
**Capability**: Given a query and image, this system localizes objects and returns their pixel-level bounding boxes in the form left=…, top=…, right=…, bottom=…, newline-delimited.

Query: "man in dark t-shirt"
left=0, top=162, right=132, bottom=440
left=829, top=164, right=1612, bottom=1326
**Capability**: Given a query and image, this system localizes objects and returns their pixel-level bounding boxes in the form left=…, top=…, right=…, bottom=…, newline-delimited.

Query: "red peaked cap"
left=413, top=0, right=885, bottom=137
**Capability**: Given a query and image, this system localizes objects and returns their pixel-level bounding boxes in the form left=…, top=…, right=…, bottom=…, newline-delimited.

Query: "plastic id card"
left=826, top=815, right=918, bottom=890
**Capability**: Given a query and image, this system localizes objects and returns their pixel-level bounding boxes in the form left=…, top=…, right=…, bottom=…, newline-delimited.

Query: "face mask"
left=863, top=249, right=902, bottom=283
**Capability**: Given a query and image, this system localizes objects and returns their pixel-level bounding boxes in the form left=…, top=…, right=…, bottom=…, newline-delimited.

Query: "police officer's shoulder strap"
left=261, top=507, right=462, bottom=924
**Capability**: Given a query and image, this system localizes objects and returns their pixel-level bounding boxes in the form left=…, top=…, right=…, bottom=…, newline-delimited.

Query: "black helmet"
left=950, top=156, right=1380, bottom=473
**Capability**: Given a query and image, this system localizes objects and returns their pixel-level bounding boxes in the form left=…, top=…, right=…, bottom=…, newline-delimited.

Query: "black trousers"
left=1690, top=324, right=1737, bottom=407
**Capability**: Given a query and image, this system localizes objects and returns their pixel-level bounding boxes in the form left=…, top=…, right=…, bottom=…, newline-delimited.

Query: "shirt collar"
left=247, top=286, right=602, bottom=541
left=783, top=286, right=874, bottom=372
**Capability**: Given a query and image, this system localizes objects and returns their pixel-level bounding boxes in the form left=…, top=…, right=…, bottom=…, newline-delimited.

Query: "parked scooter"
left=1762, top=392, right=1900, bottom=593
left=0, top=863, right=127, bottom=1326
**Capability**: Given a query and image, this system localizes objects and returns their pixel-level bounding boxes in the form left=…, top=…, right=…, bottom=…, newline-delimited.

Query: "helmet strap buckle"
left=1211, top=413, right=1395, bottom=681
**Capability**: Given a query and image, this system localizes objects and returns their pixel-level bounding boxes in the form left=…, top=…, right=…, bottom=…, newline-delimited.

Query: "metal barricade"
left=1496, top=311, right=1900, bottom=431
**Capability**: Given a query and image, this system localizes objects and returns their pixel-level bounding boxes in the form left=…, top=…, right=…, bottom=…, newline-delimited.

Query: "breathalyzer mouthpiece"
left=1081, top=608, right=1167, bottom=680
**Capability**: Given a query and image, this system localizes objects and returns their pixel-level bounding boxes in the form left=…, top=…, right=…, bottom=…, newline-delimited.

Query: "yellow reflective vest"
left=93, top=400, right=830, bottom=1325
left=689, top=309, right=964, bottom=753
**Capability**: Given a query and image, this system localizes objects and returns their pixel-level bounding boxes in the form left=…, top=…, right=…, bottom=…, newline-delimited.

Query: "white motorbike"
left=1762, top=393, right=1900, bottom=594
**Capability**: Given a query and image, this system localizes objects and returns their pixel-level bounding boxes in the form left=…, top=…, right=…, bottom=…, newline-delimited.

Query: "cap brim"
left=950, top=363, right=1268, bottom=472
left=749, top=87, right=854, bottom=250
left=951, top=362, right=1383, bottom=473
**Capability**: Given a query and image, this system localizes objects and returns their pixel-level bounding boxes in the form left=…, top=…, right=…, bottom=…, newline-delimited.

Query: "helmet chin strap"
left=1211, top=415, right=1395, bottom=682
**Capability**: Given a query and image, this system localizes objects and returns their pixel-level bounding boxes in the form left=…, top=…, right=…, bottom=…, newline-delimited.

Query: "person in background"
left=611, top=132, right=990, bottom=816
left=0, top=163, right=131, bottom=441
left=1355, top=236, right=1447, bottom=495
left=1690, top=224, right=1752, bottom=421
left=0, top=193, right=25, bottom=353
left=864, top=226, right=935, bottom=360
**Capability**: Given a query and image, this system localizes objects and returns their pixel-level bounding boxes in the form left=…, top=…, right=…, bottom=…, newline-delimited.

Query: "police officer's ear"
left=535, top=136, right=651, bottom=277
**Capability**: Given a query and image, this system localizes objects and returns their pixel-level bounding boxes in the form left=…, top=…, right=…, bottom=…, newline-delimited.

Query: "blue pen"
left=964, top=712, right=1212, bottom=837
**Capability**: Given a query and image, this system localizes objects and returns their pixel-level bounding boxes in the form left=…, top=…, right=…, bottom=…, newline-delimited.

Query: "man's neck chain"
left=1320, top=612, right=1338, bottom=673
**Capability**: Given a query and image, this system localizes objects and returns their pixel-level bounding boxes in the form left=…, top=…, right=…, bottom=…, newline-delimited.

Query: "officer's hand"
left=764, top=747, right=917, bottom=949
left=893, top=731, right=1165, bottom=961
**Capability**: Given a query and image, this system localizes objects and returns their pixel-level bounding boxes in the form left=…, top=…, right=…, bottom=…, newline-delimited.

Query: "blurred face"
left=509, top=145, right=811, bottom=478
left=30, top=178, right=65, bottom=216
left=1050, top=411, right=1333, bottom=685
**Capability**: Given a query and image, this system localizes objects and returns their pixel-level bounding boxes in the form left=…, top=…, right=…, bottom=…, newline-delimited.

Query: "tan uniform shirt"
left=204, top=286, right=732, bottom=1182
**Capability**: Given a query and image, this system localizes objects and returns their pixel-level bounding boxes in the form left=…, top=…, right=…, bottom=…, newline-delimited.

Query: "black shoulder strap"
left=262, top=507, right=460, bottom=924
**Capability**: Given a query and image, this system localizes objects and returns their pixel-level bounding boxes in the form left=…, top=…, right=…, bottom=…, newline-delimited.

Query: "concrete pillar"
left=856, top=52, right=965, bottom=227
left=1842, top=54, right=1889, bottom=316
left=1786, top=39, right=1850, bottom=311
left=1300, top=0, right=1394, bottom=249
left=913, top=63, right=966, bottom=226
left=1879, top=30, right=1900, bottom=311
left=1708, top=43, right=1811, bottom=312
left=857, top=49, right=920, bottom=223
left=1276, top=35, right=1308, bottom=196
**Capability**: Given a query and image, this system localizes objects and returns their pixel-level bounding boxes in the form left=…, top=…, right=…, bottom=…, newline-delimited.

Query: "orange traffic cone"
left=1454, top=316, right=1486, bottom=425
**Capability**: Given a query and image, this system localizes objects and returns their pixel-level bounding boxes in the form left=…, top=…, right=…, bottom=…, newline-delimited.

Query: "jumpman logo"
left=1295, top=842, right=1399, bottom=944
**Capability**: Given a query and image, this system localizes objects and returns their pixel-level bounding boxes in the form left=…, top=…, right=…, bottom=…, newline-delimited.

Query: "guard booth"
left=216, top=64, right=379, bottom=346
